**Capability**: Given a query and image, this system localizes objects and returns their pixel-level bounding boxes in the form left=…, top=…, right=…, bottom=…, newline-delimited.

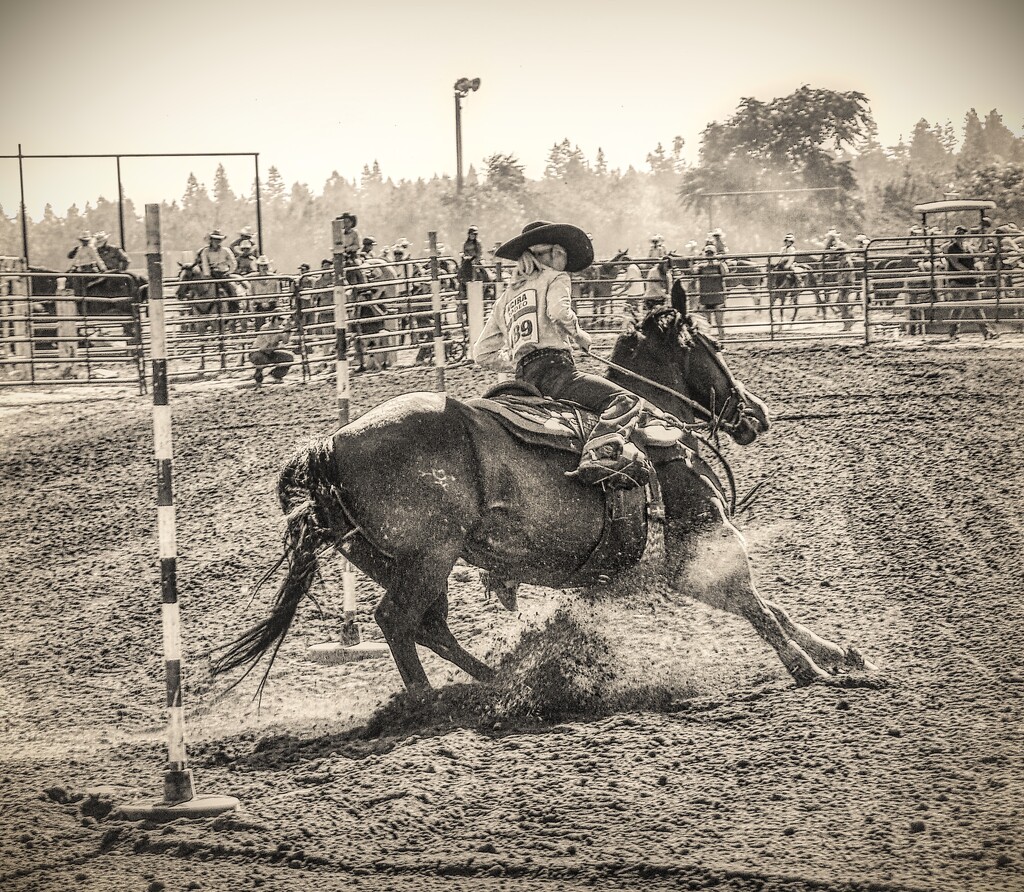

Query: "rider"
left=94, top=231, right=130, bottom=272
left=230, top=226, right=259, bottom=275
left=197, top=230, right=238, bottom=297
left=772, top=232, right=798, bottom=287
left=67, top=231, right=106, bottom=274
left=362, top=236, right=378, bottom=259
left=472, top=220, right=653, bottom=489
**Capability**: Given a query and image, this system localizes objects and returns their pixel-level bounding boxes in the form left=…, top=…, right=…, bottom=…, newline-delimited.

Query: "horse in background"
left=175, top=261, right=247, bottom=336
left=25, top=267, right=147, bottom=343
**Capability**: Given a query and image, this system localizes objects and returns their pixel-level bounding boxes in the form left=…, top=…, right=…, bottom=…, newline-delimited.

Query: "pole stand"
left=116, top=770, right=239, bottom=823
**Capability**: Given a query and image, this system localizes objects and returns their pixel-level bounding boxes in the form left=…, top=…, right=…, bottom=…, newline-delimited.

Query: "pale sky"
left=2, top=0, right=1022, bottom=218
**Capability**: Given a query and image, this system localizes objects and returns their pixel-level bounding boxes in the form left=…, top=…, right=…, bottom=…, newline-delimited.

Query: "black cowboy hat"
left=494, top=221, right=593, bottom=272
left=338, top=212, right=357, bottom=225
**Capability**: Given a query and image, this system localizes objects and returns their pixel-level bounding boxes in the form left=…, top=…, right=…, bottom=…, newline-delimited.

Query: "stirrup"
left=569, top=442, right=652, bottom=490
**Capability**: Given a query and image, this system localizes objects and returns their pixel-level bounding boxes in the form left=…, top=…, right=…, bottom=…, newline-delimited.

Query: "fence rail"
left=3, top=233, right=1022, bottom=388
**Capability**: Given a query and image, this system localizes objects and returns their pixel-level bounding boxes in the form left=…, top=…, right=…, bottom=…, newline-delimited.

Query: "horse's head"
left=609, top=306, right=770, bottom=445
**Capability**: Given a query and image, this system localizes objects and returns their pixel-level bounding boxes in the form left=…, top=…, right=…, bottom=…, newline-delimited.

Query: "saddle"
left=467, top=384, right=692, bottom=587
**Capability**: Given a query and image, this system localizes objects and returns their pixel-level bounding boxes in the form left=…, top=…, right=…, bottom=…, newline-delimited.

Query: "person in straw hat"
left=473, top=220, right=653, bottom=489
left=67, top=231, right=106, bottom=274
left=94, top=231, right=130, bottom=272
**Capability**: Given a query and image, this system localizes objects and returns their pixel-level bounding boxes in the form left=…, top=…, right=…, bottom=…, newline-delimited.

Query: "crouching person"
left=250, top=313, right=295, bottom=384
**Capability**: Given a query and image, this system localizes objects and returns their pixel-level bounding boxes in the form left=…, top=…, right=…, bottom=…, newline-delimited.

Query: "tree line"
left=1, top=89, right=1021, bottom=274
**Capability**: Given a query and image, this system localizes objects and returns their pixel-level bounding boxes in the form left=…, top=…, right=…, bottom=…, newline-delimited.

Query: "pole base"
left=307, top=640, right=392, bottom=665
left=116, top=771, right=238, bottom=822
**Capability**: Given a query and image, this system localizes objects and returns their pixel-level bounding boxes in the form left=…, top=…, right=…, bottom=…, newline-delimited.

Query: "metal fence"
left=4, top=234, right=1022, bottom=388
left=0, top=262, right=144, bottom=388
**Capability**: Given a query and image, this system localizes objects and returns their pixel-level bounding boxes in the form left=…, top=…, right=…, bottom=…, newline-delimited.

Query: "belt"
left=515, top=347, right=573, bottom=375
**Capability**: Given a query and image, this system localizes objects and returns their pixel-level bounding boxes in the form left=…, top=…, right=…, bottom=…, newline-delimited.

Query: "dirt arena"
left=1, top=336, right=1022, bottom=892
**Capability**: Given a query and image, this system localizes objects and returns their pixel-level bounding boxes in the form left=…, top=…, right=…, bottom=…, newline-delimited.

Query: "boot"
left=570, top=394, right=653, bottom=490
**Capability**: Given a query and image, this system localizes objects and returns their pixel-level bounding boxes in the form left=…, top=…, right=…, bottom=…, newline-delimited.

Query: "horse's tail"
left=211, top=438, right=340, bottom=696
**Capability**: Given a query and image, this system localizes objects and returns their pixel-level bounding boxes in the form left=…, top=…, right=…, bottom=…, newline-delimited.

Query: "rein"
left=584, top=347, right=741, bottom=515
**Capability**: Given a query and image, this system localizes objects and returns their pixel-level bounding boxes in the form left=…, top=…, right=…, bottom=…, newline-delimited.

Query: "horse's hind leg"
left=673, top=519, right=868, bottom=686
left=416, top=590, right=495, bottom=682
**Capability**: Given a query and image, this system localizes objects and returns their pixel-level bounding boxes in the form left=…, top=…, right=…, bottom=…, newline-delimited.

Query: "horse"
left=213, top=301, right=875, bottom=695
left=723, top=258, right=766, bottom=303
left=26, top=266, right=147, bottom=343
left=175, top=261, right=246, bottom=336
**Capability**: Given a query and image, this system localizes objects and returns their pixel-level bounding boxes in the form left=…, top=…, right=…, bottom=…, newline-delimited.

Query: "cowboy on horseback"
left=472, top=220, right=653, bottom=490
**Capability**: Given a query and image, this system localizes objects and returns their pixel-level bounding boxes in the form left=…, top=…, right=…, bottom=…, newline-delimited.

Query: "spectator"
left=394, top=237, right=412, bottom=260
left=336, top=213, right=365, bottom=285
left=230, top=226, right=259, bottom=275
left=362, top=236, right=378, bottom=259
left=249, top=314, right=294, bottom=384
left=247, top=255, right=280, bottom=328
left=823, top=229, right=855, bottom=329
left=380, top=244, right=392, bottom=262
left=644, top=256, right=672, bottom=312
left=693, top=244, right=728, bottom=339
left=67, top=230, right=106, bottom=273
left=94, top=231, right=129, bottom=272
left=459, top=225, right=483, bottom=299
left=296, top=262, right=313, bottom=289
left=945, top=226, right=995, bottom=341
left=647, top=234, right=666, bottom=259
left=615, top=253, right=645, bottom=328
left=709, top=228, right=728, bottom=255
left=337, top=213, right=360, bottom=262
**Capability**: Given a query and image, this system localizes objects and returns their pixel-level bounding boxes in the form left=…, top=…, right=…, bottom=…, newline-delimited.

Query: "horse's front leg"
left=670, top=519, right=874, bottom=686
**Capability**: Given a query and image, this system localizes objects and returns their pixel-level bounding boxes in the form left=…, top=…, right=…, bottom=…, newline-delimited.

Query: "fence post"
left=862, top=246, right=872, bottom=346
left=331, top=220, right=351, bottom=426
left=428, top=232, right=446, bottom=391
left=466, top=280, right=484, bottom=351
left=119, top=204, right=238, bottom=822
left=55, top=278, right=77, bottom=379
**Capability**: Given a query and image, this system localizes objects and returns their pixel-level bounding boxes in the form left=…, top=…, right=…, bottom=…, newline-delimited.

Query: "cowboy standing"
left=945, top=226, right=995, bottom=341
left=823, top=229, right=855, bottom=328
left=473, top=220, right=653, bottom=490
left=648, top=234, right=666, bottom=259
left=709, top=229, right=728, bottom=255
left=94, top=231, right=130, bottom=272
left=693, top=244, right=728, bottom=339
left=362, top=236, right=378, bottom=259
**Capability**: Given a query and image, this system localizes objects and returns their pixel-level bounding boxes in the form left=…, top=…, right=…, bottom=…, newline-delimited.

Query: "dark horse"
left=175, top=261, right=246, bottom=335
left=28, top=267, right=147, bottom=342
left=214, top=302, right=875, bottom=693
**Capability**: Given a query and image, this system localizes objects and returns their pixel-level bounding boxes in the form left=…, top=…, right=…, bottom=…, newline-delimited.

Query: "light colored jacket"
left=473, top=266, right=588, bottom=372
left=198, top=245, right=237, bottom=277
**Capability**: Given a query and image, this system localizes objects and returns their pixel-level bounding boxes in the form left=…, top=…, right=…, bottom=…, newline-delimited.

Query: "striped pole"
left=331, top=219, right=359, bottom=645
left=119, top=205, right=237, bottom=821
left=331, top=219, right=351, bottom=426
left=428, top=232, right=446, bottom=391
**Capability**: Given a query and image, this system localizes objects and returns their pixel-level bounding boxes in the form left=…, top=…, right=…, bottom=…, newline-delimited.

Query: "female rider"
left=472, top=220, right=652, bottom=489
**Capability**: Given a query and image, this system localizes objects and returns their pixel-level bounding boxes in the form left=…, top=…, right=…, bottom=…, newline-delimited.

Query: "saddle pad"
left=467, top=394, right=592, bottom=455
left=468, top=393, right=695, bottom=456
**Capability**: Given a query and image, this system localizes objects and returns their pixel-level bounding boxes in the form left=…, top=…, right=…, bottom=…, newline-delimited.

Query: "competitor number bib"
left=503, top=287, right=540, bottom=353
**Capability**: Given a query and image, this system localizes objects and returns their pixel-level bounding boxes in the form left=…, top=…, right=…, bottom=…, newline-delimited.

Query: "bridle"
left=592, top=315, right=751, bottom=437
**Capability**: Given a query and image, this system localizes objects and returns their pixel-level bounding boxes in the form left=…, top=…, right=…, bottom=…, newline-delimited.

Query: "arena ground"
left=1, top=336, right=1022, bottom=892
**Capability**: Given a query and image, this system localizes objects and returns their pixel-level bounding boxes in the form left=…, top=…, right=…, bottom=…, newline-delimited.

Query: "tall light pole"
left=454, top=77, right=481, bottom=194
